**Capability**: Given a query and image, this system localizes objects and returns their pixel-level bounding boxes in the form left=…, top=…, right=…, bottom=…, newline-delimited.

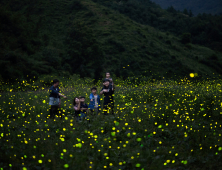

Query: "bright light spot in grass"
left=137, top=138, right=141, bottom=142
left=158, top=125, right=163, bottom=128
left=111, top=132, right=116, bottom=136
left=135, top=163, right=140, bottom=167
left=38, top=160, right=42, bottom=163
left=190, top=73, right=194, bottom=78
left=64, top=164, right=69, bottom=168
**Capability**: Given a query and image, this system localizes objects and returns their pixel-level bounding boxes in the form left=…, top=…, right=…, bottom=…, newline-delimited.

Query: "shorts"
left=49, top=97, right=60, bottom=106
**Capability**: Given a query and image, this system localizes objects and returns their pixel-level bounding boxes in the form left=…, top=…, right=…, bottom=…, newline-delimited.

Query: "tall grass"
left=0, top=76, right=222, bottom=170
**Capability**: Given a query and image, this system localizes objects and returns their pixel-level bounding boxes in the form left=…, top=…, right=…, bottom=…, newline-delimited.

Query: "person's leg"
left=103, top=104, right=108, bottom=115
left=111, top=97, right=114, bottom=114
left=90, top=109, right=94, bottom=116
left=107, top=102, right=112, bottom=115
left=95, top=107, right=99, bottom=116
left=80, top=112, right=85, bottom=121
left=51, top=105, right=58, bottom=119
left=49, top=105, right=53, bottom=118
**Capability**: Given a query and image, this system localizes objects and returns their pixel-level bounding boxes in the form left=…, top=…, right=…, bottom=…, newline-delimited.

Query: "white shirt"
left=94, top=95, right=98, bottom=108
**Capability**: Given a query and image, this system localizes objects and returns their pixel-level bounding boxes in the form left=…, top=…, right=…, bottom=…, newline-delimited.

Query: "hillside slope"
left=0, top=0, right=222, bottom=81
left=150, top=0, right=222, bottom=15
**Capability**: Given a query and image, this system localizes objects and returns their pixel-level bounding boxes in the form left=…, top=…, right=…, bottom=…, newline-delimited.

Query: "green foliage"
left=181, top=33, right=191, bottom=44
left=0, top=77, right=222, bottom=169
left=0, top=0, right=222, bottom=83
left=94, top=0, right=222, bottom=52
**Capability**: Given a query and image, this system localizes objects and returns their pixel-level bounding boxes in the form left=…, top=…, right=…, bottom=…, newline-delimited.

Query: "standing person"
left=105, top=72, right=114, bottom=89
left=100, top=79, right=114, bottom=115
left=49, top=79, right=67, bottom=119
left=88, top=87, right=101, bottom=115
left=104, top=72, right=115, bottom=113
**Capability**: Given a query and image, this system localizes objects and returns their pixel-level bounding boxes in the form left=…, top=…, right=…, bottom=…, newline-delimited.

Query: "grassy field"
left=0, top=77, right=222, bottom=170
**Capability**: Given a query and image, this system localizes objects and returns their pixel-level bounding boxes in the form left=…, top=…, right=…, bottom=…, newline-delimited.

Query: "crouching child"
left=73, top=96, right=89, bottom=122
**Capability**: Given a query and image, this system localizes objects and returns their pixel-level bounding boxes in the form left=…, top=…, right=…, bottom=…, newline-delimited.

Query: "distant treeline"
left=0, top=0, right=222, bottom=83
left=93, top=0, right=222, bottom=52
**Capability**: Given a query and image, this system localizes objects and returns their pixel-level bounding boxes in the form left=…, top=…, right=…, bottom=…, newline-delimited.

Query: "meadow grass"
left=0, top=77, right=222, bottom=170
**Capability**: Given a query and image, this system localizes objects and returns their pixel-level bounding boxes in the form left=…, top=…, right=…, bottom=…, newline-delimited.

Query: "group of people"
left=48, top=72, right=115, bottom=121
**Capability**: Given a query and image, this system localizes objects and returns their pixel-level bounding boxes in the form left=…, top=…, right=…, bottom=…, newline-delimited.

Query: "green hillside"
left=150, top=0, right=222, bottom=15
left=0, top=0, right=222, bottom=82
left=93, top=0, right=222, bottom=52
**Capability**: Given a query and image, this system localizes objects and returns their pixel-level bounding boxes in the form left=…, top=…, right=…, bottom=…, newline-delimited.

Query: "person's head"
left=53, top=79, right=59, bottom=87
left=103, top=79, right=110, bottom=87
left=73, top=97, right=79, bottom=106
left=106, top=72, right=110, bottom=78
left=91, top=87, right=97, bottom=94
left=80, top=96, right=85, bottom=103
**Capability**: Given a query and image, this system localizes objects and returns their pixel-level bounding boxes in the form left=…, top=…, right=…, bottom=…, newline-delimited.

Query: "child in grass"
left=88, top=87, right=101, bottom=115
left=73, top=97, right=81, bottom=121
left=79, top=96, right=88, bottom=119
left=73, top=96, right=88, bottom=121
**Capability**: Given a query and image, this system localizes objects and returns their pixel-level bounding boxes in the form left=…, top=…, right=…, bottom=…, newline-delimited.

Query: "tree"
left=65, top=21, right=104, bottom=80
left=181, top=33, right=191, bottom=44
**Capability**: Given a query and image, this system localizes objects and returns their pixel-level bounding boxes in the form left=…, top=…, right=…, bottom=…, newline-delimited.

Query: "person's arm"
left=58, top=93, right=67, bottom=99
left=100, top=88, right=104, bottom=95
left=77, top=101, right=81, bottom=110
left=81, top=108, right=88, bottom=110
left=50, top=87, right=67, bottom=98
left=90, top=93, right=93, bottom=101
left=74, top=99, right=81, bottom=111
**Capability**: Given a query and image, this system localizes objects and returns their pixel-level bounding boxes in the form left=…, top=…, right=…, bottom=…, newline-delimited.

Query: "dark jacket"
left=101, top=85, right=114, bottom=105
left=49, top=86, right=60, bottom=98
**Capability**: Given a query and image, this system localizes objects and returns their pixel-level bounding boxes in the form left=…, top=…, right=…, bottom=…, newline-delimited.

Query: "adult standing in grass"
left=105, top=72, right=114, bottom=89
left=105, top=72, right=115, bottom=113
left=100, top=79, right=114, bottom=115
left=49, top=79, right=67, bottom=119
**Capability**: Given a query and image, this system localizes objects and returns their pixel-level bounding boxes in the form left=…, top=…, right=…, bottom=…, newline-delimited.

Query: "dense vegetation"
left=0, top=77, right=222, bottom=170
left=0, top=0, right=222, bottom=82
left=149, top=0, right=222, bottom=15
left=94, top=0, right=222, bottom=52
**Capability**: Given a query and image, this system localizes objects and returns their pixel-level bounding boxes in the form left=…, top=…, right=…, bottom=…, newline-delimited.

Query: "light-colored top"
left=94, top=95, right=98, bottom=108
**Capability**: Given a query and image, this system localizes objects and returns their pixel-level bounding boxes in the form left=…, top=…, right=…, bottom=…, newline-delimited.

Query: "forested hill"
left=0, top=0, right=222, bottom=82
left=149, top=0, right=222, bottom=15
